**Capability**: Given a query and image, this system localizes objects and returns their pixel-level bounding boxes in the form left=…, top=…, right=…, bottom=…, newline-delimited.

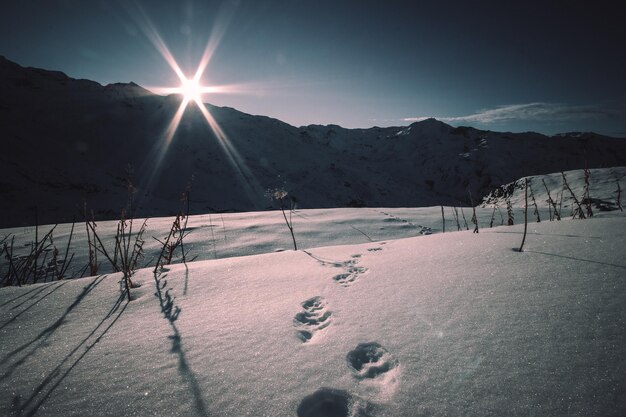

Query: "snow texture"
left=1, top=207, right=625, bottom=416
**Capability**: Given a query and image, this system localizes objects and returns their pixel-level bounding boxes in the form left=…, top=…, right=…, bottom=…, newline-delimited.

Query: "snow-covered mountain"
left=2, top=78, right=625, bottom=417
left=2, top=55, right=626, bottom=228
left=482, top=167, right=625, bottom=211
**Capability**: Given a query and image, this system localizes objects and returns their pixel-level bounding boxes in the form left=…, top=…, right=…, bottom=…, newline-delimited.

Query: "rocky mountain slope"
left=2, top=56, right=625, bottom=227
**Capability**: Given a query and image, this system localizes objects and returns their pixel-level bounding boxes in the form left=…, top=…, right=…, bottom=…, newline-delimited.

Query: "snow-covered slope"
left=2, top=56, right=626, bottom=228
left=482, top=167, right=626, bottom=212
left=1, top=210, right=624, bottom=416
left=1, top=167, right=624, bottom=415
left=1, top=166, right=623, bottom=281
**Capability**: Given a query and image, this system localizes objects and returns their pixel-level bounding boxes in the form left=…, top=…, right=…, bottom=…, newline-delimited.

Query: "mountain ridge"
left=1, top=56, right=625, bottom=227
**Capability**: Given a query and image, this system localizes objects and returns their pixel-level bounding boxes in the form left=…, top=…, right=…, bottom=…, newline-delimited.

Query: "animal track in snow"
left=332, top=257, right=368, bottom=287
left=297, top=388, right=370, bottom=417
left=302, top=250, right=368, bottom=287
left=294, top=296, right=332, bottom=342
left=347, top=342, right=398, bottom=380
left=378, top=211, right=433, bottom=235
left=367, top=247, right=382, bottom=252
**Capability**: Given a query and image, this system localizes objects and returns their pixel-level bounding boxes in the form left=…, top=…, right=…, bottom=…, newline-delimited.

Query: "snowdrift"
left=1, top=210, right=624, bottom=416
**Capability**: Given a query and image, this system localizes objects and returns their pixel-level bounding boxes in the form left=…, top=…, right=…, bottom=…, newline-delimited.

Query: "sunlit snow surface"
left=1, top=204, right=625, bottom=416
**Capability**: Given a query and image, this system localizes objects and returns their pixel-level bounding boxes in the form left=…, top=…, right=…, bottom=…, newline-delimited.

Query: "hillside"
left=482, top=167, right=625, bottom=211
left=2, top=162, right=625, bottom=416
left=1, top=166, right=623, bottom=287
left=2, top=56, right=626, bottom=228
left=1, top=209, right=624, bottom=417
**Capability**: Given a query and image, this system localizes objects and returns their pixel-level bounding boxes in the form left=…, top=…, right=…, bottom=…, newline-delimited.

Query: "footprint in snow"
left=332, top=257, right=368, bottom=287
left=418, top=226, right=433, bottom=235
left=347, top=342, right=398, bottom=380
left=333, top=266, right=368, bottom=286
left=367, top=247, right=382, bottom=252
left=294, top=296, right=332, bottom=342
left=297, top=388, right=371, bottom=417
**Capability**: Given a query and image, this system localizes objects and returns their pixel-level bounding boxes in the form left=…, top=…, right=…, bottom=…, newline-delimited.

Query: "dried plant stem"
left=542, top=179, right=560, bottom=221
left=617, top=179, right=623, bottom=212
left=561, top=172, right=585, bottom=219
left=528, top=183, right=540, bottom=222
left=460, top=207, right=469, bottom=230
left=468, top=191, right=479, bottom=233
left=441, top=205, right=445, bottom=233
left=519, top=178, right=529, bottom=252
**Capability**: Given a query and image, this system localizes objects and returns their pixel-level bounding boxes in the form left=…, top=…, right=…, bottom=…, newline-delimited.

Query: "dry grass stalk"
left=273, top=189, right=297, bottom=250
left=561, top=172, right=586, bottom=219
left=154, top=189, right=194, bottom=272
left=542, top=179, right=560, bottom=221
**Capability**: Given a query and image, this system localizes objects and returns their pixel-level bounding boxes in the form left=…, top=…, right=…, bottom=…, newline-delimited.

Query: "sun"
left=130, top=5, right=263, bottom=209
left=180, top=78, right=203, bottom=103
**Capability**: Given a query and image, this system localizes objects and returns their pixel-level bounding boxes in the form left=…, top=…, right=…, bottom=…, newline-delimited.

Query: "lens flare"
left=127, top=3, right=263, bottom=208
left=182, top=78, right=201, bottom=102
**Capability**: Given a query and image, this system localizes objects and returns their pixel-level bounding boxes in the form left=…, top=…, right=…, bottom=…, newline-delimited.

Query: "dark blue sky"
left=1, top=0, right=625, bottom=135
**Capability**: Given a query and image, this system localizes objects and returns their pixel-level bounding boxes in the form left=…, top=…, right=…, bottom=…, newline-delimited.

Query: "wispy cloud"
left=404, top=102, right=625, bottom=124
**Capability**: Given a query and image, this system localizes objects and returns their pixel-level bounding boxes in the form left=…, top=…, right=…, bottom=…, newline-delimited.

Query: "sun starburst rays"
left=128, top=5, right=262, bottom=208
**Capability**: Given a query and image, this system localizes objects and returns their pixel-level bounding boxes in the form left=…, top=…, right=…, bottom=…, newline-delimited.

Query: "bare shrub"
left=1, top=219, right=75, bottom=286
left=154, top=188, right=195, bottom=272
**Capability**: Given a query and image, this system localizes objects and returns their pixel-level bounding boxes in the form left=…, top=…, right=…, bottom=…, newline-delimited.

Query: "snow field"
left=1, top=212, right=624, bottom=416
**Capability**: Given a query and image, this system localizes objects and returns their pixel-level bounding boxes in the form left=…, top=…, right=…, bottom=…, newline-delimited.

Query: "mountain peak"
left=409, top=118, right=451, bottom=129
left=104, top=81, right=152, bottom=96
left=0, top=55, right=25, bottom=71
